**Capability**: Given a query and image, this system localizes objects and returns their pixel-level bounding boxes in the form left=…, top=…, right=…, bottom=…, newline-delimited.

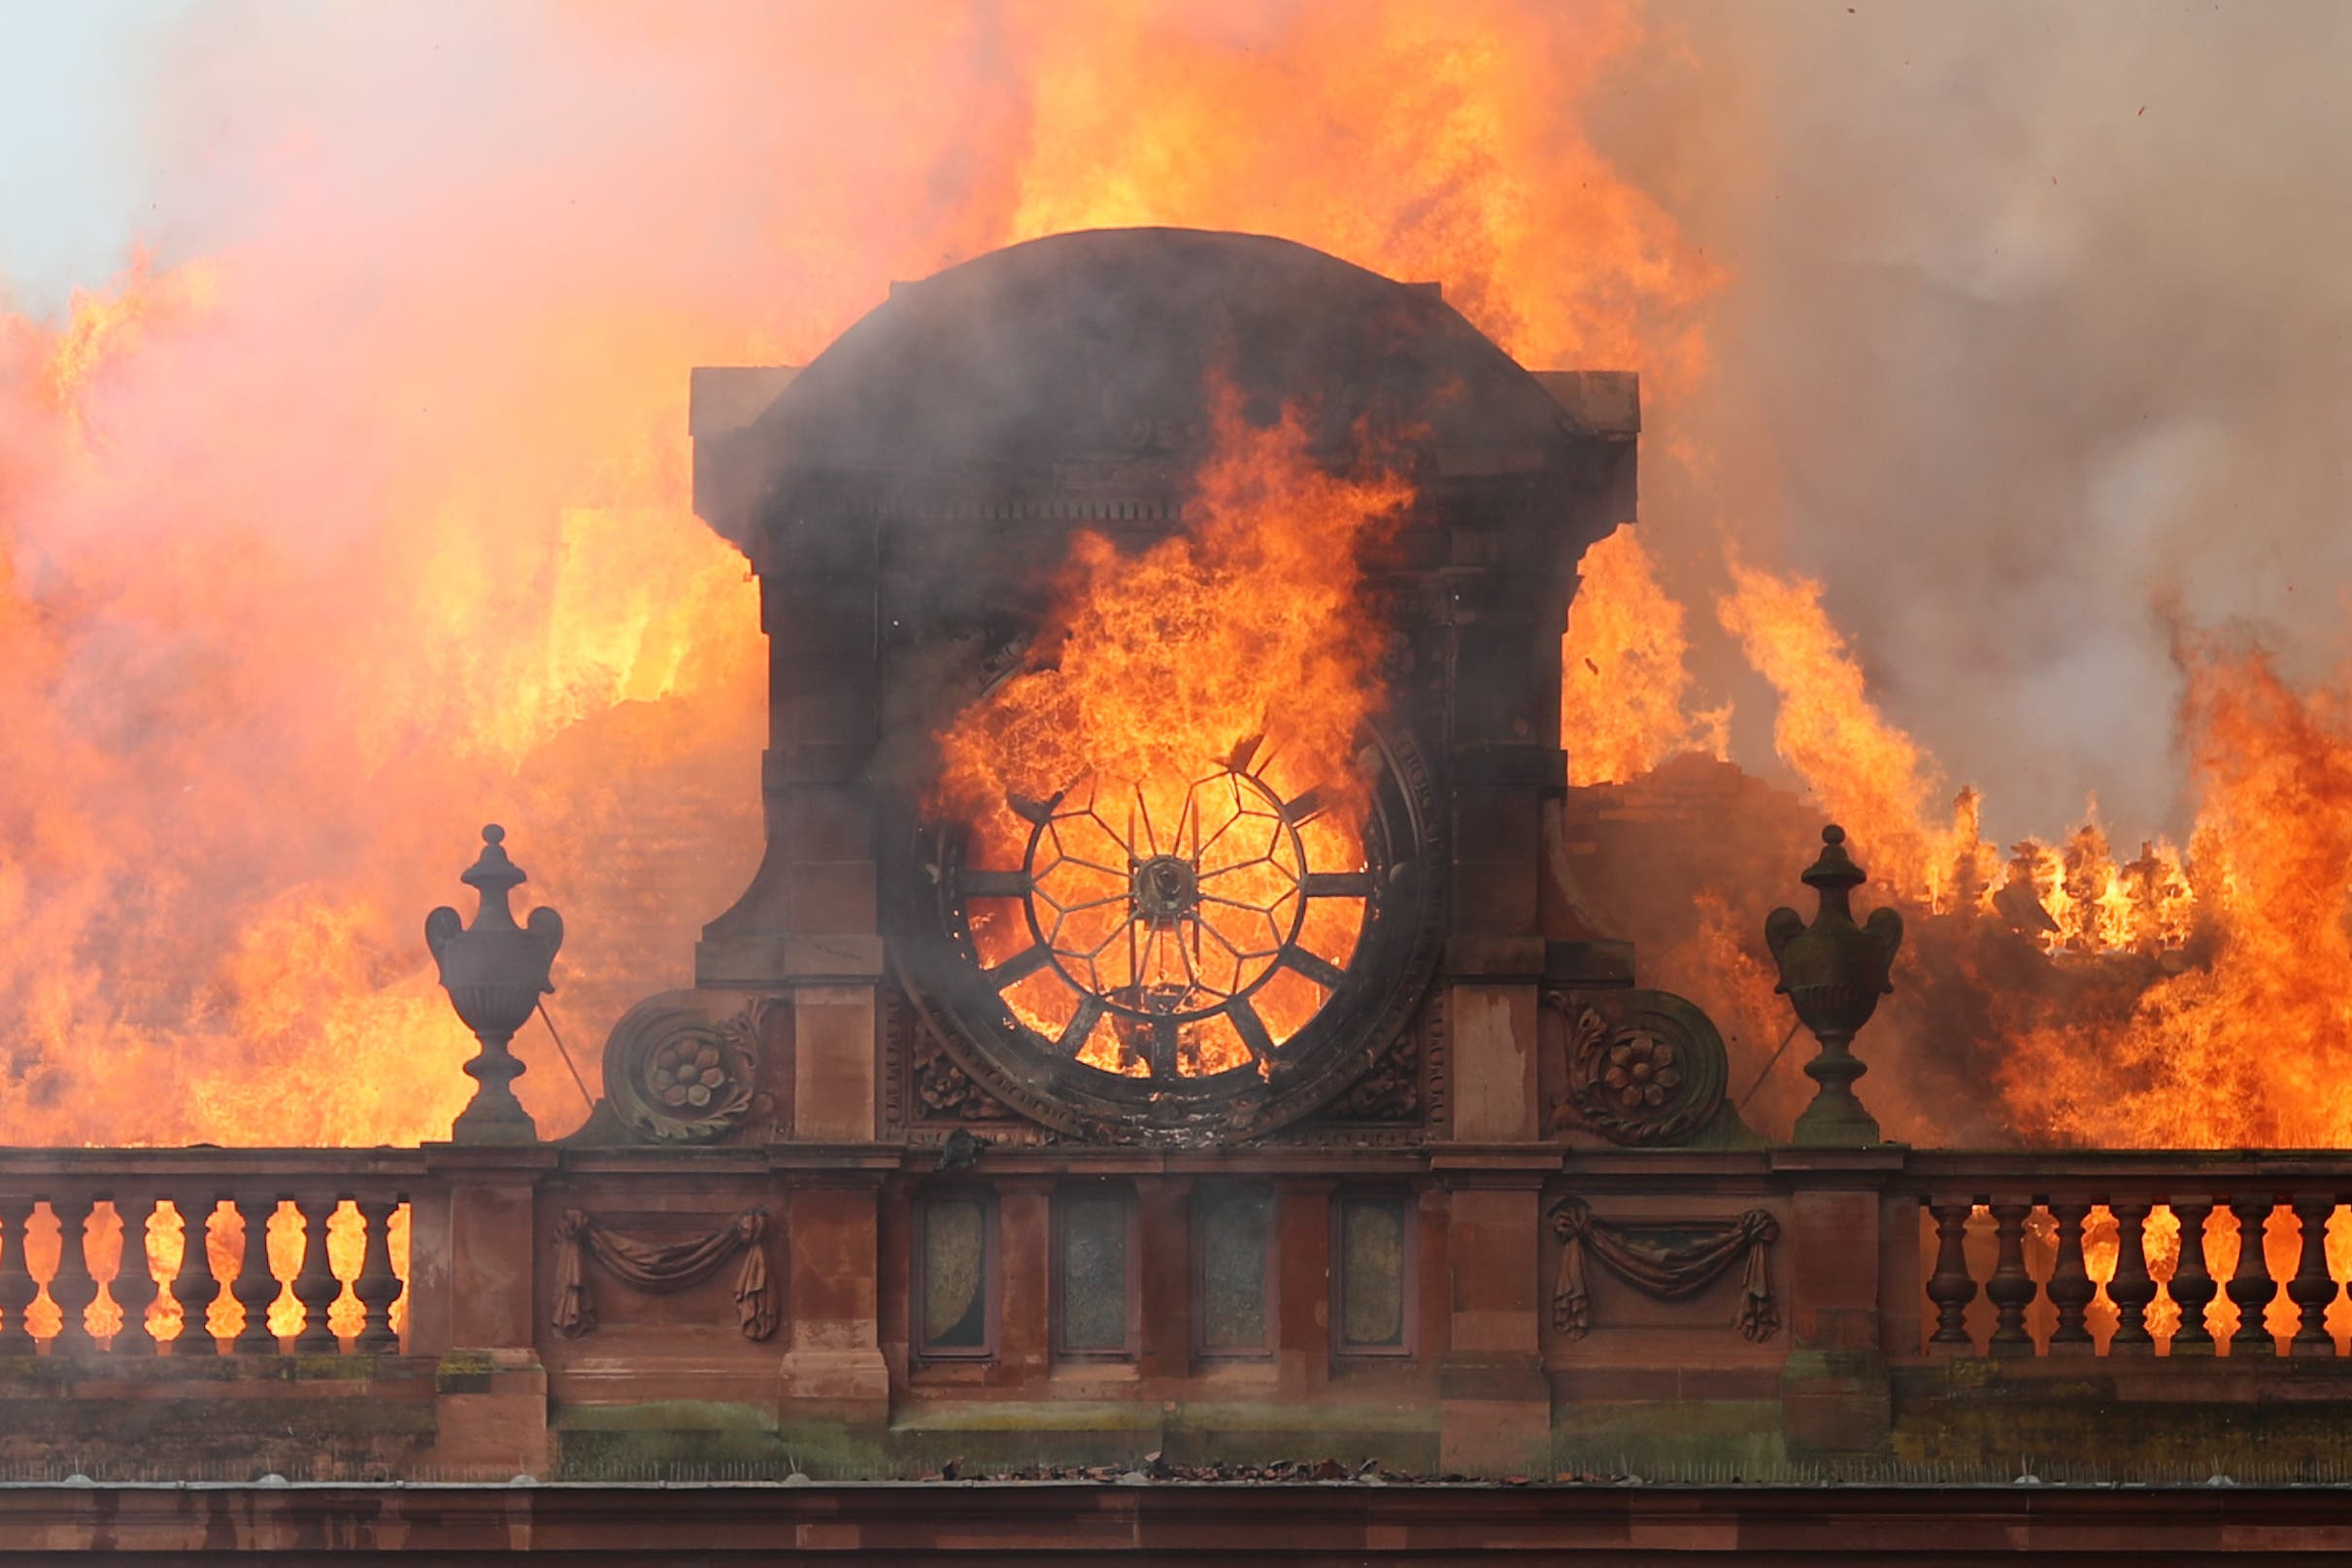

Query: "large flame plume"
left=1564, top=536, right=2352, bottom=1149
left=1999, top=646, right=2352, bottom=1147
left=934, top=392, right=1406, bottom=1076
left=0, top=0, right=1709, bottom=1147
left=1560, top=526, right=1729, bottom=786
left=998, top=0, right=1716, bottom=392
left=11, top=0, right=2335, bottom=1162
left=1, top=245, right=763, bottom=1148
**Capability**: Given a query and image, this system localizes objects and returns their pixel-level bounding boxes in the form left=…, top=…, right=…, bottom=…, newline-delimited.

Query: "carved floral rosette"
left=912, top=1028, right=1020, bottom=1123
left=1545, top=987, right=1729, bottom=1148
left=603, top=996, right=771, bottom=1145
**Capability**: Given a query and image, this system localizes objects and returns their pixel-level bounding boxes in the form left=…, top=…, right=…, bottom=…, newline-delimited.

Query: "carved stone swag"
left=1549, top=1198, right=1780, bottom=1344
left=552, top=1207, right=779, bottom=1342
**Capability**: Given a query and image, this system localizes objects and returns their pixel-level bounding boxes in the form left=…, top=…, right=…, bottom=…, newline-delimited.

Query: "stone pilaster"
left=412, top=1146, right=556, bottom=1477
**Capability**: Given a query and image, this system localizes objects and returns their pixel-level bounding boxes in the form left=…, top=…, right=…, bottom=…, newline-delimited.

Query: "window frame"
left=1328, top=1189, right=1419, bottom=1361
left=1191, top=1182, right=1279, bottom=1361
left=912, top=1186, right=999, bottom=1362
left=1050, top=1182, right=1141, bottom=1361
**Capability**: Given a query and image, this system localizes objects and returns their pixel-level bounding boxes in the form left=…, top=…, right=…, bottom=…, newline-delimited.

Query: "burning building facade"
left=602, top=226, right=1661, bottom=1471
left=4, top=231, right=2352, bottom=1558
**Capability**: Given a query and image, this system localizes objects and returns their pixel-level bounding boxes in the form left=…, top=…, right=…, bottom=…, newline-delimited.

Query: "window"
left=915, top=1192, right=995, bottom=1358
left=1053, top=1186, right=1137, bottom=1358
left=1194, top=1185, right=1275, bottom=1357
left=1332, top=1193, right=1414, bottom=1357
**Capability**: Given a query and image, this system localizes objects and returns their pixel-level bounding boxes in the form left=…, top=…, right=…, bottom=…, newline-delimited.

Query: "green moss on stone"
left=554, top=1415, right=891, bottom=1482
left=555, top=1401, right=776, bottom=1434
left=1553, top=1400, right=1790, bottom=1480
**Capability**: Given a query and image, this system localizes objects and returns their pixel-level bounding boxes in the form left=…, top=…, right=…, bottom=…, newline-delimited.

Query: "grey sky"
left=0, top=0, right=187, bottom=317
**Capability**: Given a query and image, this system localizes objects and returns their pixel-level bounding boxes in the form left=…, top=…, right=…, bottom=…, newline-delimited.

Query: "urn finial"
left=1764, top=824, right=1903, bottom=1147
left=427, top=824, right=565, bottom=1145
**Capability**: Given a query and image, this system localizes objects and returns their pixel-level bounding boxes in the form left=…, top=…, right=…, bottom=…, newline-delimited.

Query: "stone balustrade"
left=0, top=1151, right=419, bottom=1358
left=0, top=1142, right=2345, bottom=1481
left=1896, top=1151, right=2352, bottom=1359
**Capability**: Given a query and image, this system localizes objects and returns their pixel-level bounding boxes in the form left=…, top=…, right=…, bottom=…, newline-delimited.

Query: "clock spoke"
left=986, top=944, right=1052, bottom=989
left=1228, top=998, right=1276, bottom=1063
left=1056, top=995, right=1104, bottom=1056
left=1281, top=947, right=1349, bottom=990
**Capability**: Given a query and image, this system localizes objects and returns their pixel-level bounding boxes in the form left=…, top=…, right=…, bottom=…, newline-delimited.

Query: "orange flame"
left=0, top=3, right=1711, bottom=1148
left=1711, top=561, right=2202, bottom=955
left=934, top=391, right=1406, bottom=1075
left=1999, top=645, right=2352, bottom=1146
left=0, top=252, right=765, bottom=1147
left=36, top=253, right=218, bottom=420
left=1714, top=561, right=1952, bottom=896
left=1562, top=548, right=2352, bottom=1150
left=999, top=0, right=1719, bottom=392
left=1562, top=523, right=1730, bottom=785
left=5, top=1198, right=407, bottom=1349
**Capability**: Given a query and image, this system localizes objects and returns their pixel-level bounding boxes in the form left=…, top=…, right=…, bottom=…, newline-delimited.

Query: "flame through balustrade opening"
left=0, top=1195, right=409, bottom=1353
left=1918, top=1198, right=2352, bottom=1356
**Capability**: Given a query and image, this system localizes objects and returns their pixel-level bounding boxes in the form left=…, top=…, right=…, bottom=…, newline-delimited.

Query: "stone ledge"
left=0, top=1481, right=2342, bottom=1559
left=0, top=1352, right=439, bottom=1389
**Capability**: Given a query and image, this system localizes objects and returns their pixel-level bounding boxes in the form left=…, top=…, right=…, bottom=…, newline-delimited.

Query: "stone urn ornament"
left=427, top=824, right=564, bottom=1144
left=1764, top=825, right=1903, bottom=1147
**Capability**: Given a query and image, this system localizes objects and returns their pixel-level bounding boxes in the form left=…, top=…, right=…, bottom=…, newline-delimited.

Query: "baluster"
left=110, top=1199, right=162, bottom=1354
left=0, top=1202, right=38, bottom=1356
left=2167, top=1199, right=2218, bottom=1353
left=291, top=1198, right=343, bottom=1353
left=230, top=1197, right=283, bottom=1353
left=47, top=1196, right=99, bottom=1355
left=2226, top=1196, right=2279, bottom=1355
left=352, top=1198, right=403, bottom=1354
left=2045, top=1201, right=2096, bottom=1351
left=1984, top=1201, right=2037, bottom=1355
left=1926, top=1202, right=1977, bottom=1347
left=2287, top=1197, right=2340, bottom=1355
left=172, top=1194, right=223, bottom=1355
left=2108, top=1201, right=2158, bottom=1352
left=147, top=1203, right=190, bottom=1353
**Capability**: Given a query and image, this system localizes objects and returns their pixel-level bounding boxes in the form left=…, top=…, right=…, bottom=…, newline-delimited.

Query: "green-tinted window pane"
left=1340, top=1198, right=1406, bottom=1349
left=1199, top=1189, right=1270, bottom=1351
left=923, top=1199, right=987, bottom=1350
left=1058, top=1192, right=1129, bottom=1352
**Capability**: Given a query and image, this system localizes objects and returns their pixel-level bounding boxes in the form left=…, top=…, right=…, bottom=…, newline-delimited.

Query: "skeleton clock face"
left=975, top=758, right=1364, bottom=1077
left=894, top=724, right=1444, bottom=1143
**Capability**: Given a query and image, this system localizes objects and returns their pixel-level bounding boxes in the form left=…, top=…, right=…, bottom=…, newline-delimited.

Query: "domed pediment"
left=706, top=227, right=1598, bottom=541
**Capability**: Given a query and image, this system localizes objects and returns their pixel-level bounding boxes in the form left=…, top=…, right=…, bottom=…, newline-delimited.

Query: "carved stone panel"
left=884, top=981, right=1030, bottom=1144
left=1268, top=988, right=1443, bottom=1148
left=1548, top=1198, right=1779, bottom=1344
left=552, top=1207, right=778, bottom=1341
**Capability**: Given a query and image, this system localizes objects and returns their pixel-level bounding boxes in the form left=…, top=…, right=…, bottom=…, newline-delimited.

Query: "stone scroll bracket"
left=1542, top=987, right=1761, bottom=1150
